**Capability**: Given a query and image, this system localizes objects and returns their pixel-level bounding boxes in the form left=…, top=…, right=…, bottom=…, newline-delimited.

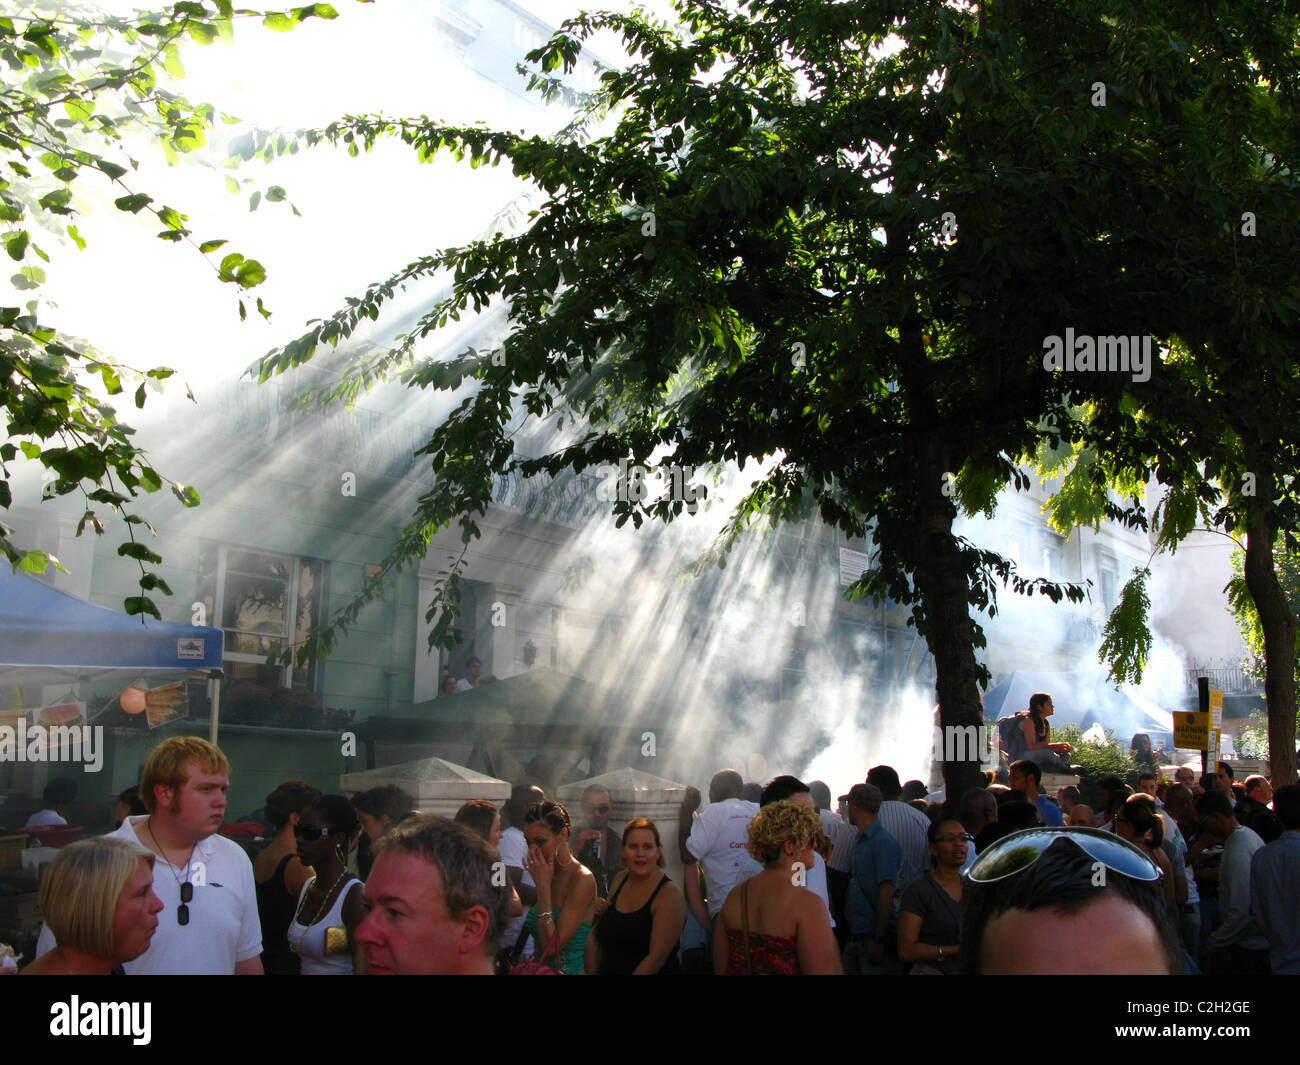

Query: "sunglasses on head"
left=294, top=823, right=331, bottom=841
left=966, top=826, right=1160, bottom=885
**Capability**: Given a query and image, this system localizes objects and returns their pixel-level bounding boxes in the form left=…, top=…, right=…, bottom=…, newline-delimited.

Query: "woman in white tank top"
left=288, top=796, right=367, bottom=974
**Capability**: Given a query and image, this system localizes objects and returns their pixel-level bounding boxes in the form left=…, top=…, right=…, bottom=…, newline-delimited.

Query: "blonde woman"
left=714, top=800, right=841, bottom=975
left=21, top=837, right=162, bottom=975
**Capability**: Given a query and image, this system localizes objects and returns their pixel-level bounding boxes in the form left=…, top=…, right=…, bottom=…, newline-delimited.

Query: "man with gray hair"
left=356, top=815, right=510, bottom=975
left=844, top=782, right=902, bottom=974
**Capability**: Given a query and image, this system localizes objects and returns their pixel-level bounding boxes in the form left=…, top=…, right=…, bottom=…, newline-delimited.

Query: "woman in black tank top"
left=254, top=782, right=321, bottom=975
left=588, top=819, right=686, bottom=975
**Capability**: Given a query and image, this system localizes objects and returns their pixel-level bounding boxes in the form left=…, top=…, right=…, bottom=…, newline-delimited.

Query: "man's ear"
left=460, top=905, right=490, bottom=954
left=153, top=783, right=173, bottom=811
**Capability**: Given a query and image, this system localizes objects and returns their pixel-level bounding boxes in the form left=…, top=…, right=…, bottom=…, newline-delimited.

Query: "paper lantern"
left=120, top=687, right=147, bottom=715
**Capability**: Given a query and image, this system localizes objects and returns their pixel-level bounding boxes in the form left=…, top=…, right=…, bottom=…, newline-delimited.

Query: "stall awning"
left=0, top=570, right=223, bottom=684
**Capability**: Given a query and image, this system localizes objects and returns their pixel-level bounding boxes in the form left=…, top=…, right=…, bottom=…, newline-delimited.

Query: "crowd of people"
left=9, top=704, right=1300, bottom=976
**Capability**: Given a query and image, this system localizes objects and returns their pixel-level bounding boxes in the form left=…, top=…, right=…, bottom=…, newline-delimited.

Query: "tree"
left=0, top=0, right=344, bottom=616
left=258, top=0, right=1296, bottom=804
left=1228, top=538, right=1300, bottom=763
left=1034, top=3, right=1300, bottom=785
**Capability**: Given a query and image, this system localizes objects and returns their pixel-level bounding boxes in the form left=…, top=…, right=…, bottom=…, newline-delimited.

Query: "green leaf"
left=266, top=185, right=286, bottom=202
left=236, top=259, right=266, bottom=287
left=98, top=161, right=128, bottom=180
left=138, top=468, right=163, bottom=493
left=19, top=441, right=41, bottom=460
left=114, top=193, right=152, bottom=213
left=5, top=230, right=28, bottom=260
left=17, top=549, right=50, bottom=574
left=199, top=238, right=227, bottom=253
left=118, top=542, right=164, bottom=564
left=170, top=481, right=201, bottom=507
left=65, top=224, right=85, bottom=250
left=163, top=45, right=185, bottom=76
left=158, top=205, right=187, bottom=230
left=124, top=596, right=161, bottom=619
left=63, top=98, right=94, bottom=122
left=225, top=175, right=240, bottom=194
left=263, top=12, right=296, bottom=31
left=249, top=190, right=260, bottom=212
left=12, top=266, right=45, bottom=289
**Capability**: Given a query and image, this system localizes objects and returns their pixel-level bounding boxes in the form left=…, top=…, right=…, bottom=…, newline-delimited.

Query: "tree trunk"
left=911, top=435, right=988, bottom=816
left=1243, top=507, right=1297, bottom=786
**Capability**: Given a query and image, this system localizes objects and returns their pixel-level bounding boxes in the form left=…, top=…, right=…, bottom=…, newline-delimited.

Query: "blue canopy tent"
left=0, top=570, right=224, bottom=736
left=983, top=669, right=1174, bottom=744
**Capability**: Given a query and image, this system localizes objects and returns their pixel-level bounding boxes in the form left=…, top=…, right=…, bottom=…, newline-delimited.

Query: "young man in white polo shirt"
left=38, top=736, right=262, bottom=974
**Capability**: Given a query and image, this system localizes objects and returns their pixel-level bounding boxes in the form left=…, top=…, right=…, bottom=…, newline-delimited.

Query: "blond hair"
left=746, top=800, right=822, bottom=866
left=140, top=736, right=229, bottom=813
left=41, top=837, right=155, bottom=958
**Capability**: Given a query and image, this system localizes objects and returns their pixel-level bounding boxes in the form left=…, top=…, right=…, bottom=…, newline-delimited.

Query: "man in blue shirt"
left=845, top=782, right=902, bottom=974
left=1010, top=759, right=1065, bottom=827
left=1250, top=783, right=1300, bottom=974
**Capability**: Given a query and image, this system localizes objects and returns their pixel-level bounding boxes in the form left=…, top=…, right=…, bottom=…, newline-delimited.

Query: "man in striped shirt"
left=867, top=765, right=931, bottom=900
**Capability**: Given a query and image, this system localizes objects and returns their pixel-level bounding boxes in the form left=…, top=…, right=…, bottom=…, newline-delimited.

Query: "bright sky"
left=28, top=0, right=654, bottom=400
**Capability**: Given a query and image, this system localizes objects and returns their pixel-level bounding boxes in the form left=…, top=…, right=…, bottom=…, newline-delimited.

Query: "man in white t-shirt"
left=456, top=657, right=483, bottom=692
left=497, top=783, right=544, bottom=953
left=678, top=770, right=761, bottom=920
left=37, top=736, right=261, bottom=974
left=24, top=776, right=77, bottom=828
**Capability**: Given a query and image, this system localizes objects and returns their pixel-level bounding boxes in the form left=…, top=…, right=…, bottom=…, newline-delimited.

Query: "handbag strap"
left=532, top=909, right=562, bottom=961
left=741, top=880, right=753, bottom=975
left=510, top=919, right=531, bottom=959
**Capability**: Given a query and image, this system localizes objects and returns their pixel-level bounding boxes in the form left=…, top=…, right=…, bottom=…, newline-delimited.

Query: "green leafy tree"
left=258, top=0, right=1297, bottom=805
left=1228, top=540, right=1300, bottom=763
left=1229, top=540, right=1300, bottom=688
left=0, top=0, right=345, bottom=616
left=1033, top=1, right=1300, bottom=784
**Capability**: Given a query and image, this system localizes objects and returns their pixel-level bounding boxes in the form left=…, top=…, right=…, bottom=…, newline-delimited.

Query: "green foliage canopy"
left=0, top=0, right=347, bottom=616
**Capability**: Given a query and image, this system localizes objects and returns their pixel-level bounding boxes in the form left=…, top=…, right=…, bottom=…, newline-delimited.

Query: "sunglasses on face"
left=294, top=823, right=331, bottom=841
left=935, top=833, right=974, bottom=844
left=967, top=827, right=1160, bottom=885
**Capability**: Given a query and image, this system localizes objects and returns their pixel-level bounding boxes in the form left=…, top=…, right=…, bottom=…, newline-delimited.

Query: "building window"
left=197, top=544, right=325, bottom=724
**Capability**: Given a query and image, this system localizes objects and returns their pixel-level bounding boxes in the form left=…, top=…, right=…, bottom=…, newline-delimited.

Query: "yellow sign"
left=1209, top=689, right=1224, bottom=729
left=1174, top=710, right=1210, bottom=750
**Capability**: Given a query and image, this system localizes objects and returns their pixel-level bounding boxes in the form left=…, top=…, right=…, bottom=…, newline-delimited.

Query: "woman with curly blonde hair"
left=714, top=800, right=841, bottom=975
